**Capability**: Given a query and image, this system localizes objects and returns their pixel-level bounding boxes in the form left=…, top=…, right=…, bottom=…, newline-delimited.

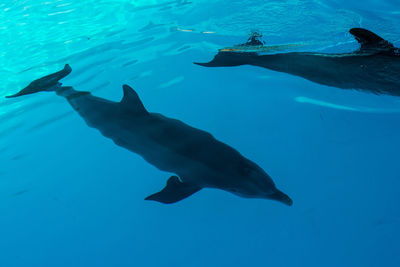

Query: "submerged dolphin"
left=6, top=65, right=292, bottom=205
left=195, top=28, right=400, bottom=96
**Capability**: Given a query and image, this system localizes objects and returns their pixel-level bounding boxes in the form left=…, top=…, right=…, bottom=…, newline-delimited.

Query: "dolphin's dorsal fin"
left=350, top=28, right=394, bottom=52
left=145, top=176, right=201, bottom=204
left=121, top=84, right=149, bottom=115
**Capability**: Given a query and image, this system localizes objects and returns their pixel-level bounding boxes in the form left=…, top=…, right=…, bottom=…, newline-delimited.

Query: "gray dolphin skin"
left=195, top=28, right=400, bottom=96
left=6, top=65, right=292, bottom=205
left=6, top=64, right=72, bottom=98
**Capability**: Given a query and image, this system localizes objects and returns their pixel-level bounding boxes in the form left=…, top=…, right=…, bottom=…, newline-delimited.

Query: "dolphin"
left=195, top=28, right=400, bottom=96
left=6, top=65, right=292, bottom=205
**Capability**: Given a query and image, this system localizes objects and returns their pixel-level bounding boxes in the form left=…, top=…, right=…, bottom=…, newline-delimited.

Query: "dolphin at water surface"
left=195, top=28, right=400, bottom=96
left=6, top=65, right=292, bottom=205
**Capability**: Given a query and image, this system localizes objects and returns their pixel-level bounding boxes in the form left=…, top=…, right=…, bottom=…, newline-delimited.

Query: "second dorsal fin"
left=350, top=28, right=394, bottom=52
left=120, top=84, right=149, bottom=115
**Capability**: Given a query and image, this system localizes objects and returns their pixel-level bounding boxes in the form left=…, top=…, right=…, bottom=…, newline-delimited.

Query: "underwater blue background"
left=1, top=0, right=400, bottom=266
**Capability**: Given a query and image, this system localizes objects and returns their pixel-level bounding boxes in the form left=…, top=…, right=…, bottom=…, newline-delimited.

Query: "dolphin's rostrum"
left=195, top=28, right=400, bottom=96
left=7, top=65, right=292, bottom=205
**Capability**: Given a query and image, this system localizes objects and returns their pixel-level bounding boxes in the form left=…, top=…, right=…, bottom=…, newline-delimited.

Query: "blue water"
left=1, top=0, right=400, bottom=266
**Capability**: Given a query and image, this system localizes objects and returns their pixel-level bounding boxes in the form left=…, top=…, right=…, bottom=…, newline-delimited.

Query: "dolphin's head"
left=227, top=160, right=293, bottom=206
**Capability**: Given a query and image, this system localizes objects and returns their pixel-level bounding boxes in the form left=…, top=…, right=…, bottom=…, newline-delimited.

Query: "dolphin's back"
left=148, top=113, right=243, bottom=167
left=57, top=85, right=249, bottom=180
left=140, top=112, right=260, bottom=187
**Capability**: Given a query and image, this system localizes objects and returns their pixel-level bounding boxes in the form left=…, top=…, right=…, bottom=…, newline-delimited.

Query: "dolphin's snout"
left=193, top=61, right=216, bottom=67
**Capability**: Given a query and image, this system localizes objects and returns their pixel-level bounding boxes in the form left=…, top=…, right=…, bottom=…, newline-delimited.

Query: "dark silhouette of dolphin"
left=6, top=65, right=292, bottom=205
left=6, top=65, right=72, bottom=98
left=195, top=28, right=400, bottom=96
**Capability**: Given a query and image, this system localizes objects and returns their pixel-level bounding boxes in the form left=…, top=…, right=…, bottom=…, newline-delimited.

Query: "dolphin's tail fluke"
left=6, top=64, right=72, bottom=98
left=194, top=52, right=255, bottom=67
left=269, top=189, right=293, bottom=206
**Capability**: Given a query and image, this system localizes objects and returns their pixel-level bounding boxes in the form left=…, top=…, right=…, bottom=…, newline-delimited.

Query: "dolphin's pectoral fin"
left=268, top=189, right=293, bottom=206
left=145, top=176, right=201, bottom=204
left=120, top=84, right=149, bottom=115
left=349, top=28, right=394, bottom=52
